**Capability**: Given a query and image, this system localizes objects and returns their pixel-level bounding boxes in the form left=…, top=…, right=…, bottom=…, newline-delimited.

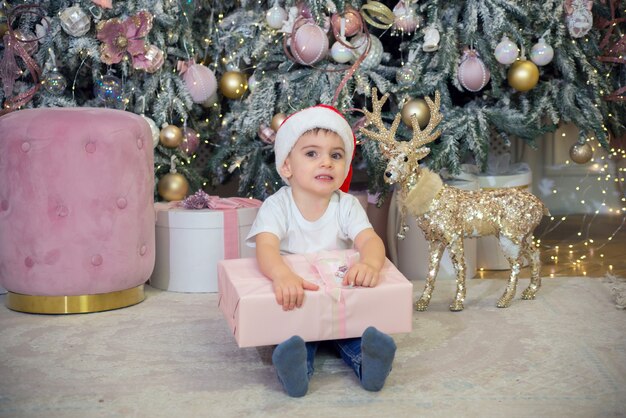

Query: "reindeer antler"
left=360, top=88, right=402, bottom=157
left=360, top=88, right=443, bottom=161
left=409, top=91, right=443, bottom=150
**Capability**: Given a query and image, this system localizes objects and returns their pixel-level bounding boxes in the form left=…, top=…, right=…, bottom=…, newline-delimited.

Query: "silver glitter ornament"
left=59, top=5, right=91, bottom=37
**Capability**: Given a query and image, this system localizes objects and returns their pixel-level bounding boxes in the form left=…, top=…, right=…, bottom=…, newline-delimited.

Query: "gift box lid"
left=155, top=203, right=259, bottom=229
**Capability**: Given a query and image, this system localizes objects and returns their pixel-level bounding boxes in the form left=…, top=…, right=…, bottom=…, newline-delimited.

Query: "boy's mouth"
left=315, top=175, right=334, bottom=181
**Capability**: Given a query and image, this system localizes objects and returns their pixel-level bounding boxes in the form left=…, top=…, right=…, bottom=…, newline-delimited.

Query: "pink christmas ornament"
left=258, top=124, right=276, bottom=144
left=458, top=49, right=491, bottom=92
left=331, top=6, right=362, bottom=38
left=179, top=127, right=200, bottom=156
left=290, top=23, right=329, bottom=65
left=134, top=44, right=164, bottom=73
left=564, top=0, right=593, bottom=38
left=181, top=63, right=218, bottom=103
left=393, top=0, right=420, bottom=34
left=91, top=0, right=112, bottom=8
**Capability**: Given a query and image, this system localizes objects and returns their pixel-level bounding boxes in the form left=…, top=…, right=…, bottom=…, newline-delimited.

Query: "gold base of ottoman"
left=5, top=285, right=145, bottom=314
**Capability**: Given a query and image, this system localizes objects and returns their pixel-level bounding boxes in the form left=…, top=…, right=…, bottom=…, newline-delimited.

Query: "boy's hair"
left=274, top=105, right=355, bottom=192
left=301, top=127, right=339, bottom=138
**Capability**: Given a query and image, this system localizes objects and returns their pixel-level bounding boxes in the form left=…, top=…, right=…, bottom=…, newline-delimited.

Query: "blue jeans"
left=305, top=337, right=363, bottom=380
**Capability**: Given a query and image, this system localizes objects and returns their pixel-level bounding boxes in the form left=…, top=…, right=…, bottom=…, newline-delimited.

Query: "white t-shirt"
left=246, top=187, right=373, bottom=254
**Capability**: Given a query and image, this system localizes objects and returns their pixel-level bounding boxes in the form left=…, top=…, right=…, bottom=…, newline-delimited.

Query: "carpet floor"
left=0, top=277, right=624, bottom=418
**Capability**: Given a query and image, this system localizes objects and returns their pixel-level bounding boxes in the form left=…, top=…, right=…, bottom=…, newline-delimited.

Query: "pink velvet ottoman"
left=0, top=108, right=155, bottom=313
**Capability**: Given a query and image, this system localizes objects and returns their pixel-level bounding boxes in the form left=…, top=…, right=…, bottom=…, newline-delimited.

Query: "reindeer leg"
left=447, top=238, right=466, bottom=312
left=521, top=235, right=542, bottom=300
left=416, top=240, right=446, bottom=311
left=497, top=235, right=523, bottom=308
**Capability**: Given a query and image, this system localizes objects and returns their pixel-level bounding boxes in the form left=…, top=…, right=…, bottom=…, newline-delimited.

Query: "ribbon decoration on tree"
left=0, top=5, right=47, bottom=116
left=596, top=0, right=626, bottom=101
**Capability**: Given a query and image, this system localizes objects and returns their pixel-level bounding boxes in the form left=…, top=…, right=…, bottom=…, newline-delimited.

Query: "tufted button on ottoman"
left=0, top=108, right=155, bottom=313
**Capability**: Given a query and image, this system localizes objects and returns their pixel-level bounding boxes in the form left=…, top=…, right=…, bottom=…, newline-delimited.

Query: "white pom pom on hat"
left=274, top=104, right=356, bottom=192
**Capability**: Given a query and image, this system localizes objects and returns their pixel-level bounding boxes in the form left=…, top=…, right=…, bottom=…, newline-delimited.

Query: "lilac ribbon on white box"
left=177, top=190, right=262, bottom=259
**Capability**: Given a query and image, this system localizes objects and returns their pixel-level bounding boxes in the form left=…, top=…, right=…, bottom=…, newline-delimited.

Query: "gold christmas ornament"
left=0, top=9, right=8, bottom=38
left=219, top=71, right=248, bottom=100
left=507, top=59, right=540, bottom=92
left=158, top=172, right=189, bottom=201
left=401, top=98, right=430, bottom=129
left=270, top=112, right=288, bottom=131
left=361, top=88, right=548, bottom=312
left=569, top=142, right=593, bottom=164
left=159, top=124, right=184, bottom=148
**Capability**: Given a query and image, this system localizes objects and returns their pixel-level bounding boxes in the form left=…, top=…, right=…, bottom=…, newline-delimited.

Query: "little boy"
left=246, top=104, right=397, bottom=397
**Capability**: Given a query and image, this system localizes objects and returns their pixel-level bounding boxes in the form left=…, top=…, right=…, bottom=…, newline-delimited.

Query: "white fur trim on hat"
left=274, top=105, right=355, bottom=186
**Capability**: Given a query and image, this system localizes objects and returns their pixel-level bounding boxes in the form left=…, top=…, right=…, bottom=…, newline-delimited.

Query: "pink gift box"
left=218, top=250, right=413, bottom=348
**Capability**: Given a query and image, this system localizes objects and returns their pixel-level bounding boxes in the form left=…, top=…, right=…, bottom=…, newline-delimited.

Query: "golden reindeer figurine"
left=360, top=89, right=548, bottom=311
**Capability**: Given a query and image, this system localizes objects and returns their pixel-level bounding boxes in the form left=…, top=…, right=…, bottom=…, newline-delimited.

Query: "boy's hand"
left=273, top=273, right=319, bottom=311
left=343, top=262, right=380, bottom=288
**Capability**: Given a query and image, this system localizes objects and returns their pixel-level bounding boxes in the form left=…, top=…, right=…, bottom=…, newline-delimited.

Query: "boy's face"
left=281, top=130, right=347, bottom=196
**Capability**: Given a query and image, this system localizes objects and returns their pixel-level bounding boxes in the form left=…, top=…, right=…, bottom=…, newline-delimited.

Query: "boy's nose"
left=320, top=154, right=333, bottom=166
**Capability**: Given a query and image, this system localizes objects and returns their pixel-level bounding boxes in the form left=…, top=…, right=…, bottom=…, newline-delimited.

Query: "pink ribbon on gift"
left=308, top=251, right=360, bottom=339
left=207, top=196, right=262, bottom=259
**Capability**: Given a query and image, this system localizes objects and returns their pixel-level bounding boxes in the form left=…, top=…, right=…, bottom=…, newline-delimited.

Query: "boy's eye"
left=305, top=151, right=317, bottom=158
left=332, top=152, right=344, bottom=160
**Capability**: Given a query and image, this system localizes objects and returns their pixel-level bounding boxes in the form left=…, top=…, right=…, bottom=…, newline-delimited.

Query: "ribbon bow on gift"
left=307, top=251, right=361, bottom=339
left=180, top=190, right=261, bottom=210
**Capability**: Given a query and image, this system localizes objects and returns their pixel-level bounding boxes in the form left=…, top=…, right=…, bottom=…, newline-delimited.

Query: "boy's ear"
left=279, top=157, right=293, bottom=179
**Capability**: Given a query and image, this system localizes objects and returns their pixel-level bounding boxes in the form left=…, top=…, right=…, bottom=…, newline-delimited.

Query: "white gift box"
left=151, top=203, right=259, bottom=293
left=388, top=177, right=479, bottom=281
left=476, top=167, right=532, bottom=270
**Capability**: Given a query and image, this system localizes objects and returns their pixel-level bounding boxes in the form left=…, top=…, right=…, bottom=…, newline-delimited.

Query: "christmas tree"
left=1, top=0, right=624, bottom=202
left=206, top=0, right=626, bottom=201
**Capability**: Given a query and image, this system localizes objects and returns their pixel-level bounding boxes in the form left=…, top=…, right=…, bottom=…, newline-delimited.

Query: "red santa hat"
left=274, top=104, right=356, bottom=193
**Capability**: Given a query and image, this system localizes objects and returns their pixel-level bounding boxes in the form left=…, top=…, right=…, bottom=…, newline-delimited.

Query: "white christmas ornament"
left=59, top=5, right=91, bottom=37
left=247, top=74, right=258, bottom=93
left=266, top=5, right=288, bottom=29
left=494, top=36, right=519, bottom=65
left=330, top=41, right=353, bottom=64
left=182, top=64, right=218, bottom=103
left=351, top=33, right=383, bottom=69
left=141, top=115, right=161, bottom=148
left=530, top=37, right=554, bottom=66
left=422, top=26, right=440, bottom=52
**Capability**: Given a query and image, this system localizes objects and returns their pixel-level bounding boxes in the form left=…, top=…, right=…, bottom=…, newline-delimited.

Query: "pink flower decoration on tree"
left=96, top=11, right=154, bottom=69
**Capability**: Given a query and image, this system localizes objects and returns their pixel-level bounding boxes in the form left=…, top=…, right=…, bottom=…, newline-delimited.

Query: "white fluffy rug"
left=0, top=277, right=624, bottom=418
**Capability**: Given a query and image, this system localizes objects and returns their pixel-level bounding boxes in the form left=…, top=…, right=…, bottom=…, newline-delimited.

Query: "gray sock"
left=272, top=335, right=309, bottom=397
left=360, top=326, right=396, bottom=391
